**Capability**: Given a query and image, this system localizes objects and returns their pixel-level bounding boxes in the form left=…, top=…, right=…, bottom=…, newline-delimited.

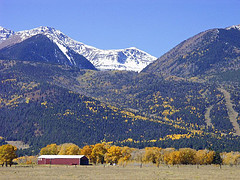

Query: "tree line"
left=38, top=143, right=240, bottom=166
left=2, top=142, right=240, bottom=167
left=0, top=144, right=17, bottom=167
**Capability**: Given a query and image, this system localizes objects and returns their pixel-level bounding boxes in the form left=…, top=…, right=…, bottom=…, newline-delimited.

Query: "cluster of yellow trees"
left=222, top=152, right=240, bottom=166
left=13, top=156, right=37, bottom=165
left=2, top=142, right=240, bottom=167
left=163, top=148, right=215, bottom=165
left=0, top=144, right=17, bottom=167
left=40, top=143, right=134, bottom=165
left=40, top=143, right=240, bottom=166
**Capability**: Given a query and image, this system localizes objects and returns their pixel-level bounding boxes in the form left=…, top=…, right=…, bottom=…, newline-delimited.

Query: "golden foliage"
left=105, top=146, right=122, bottom=164
left=40, top=144, right=59, bottom=155
left=0, top=144, right=17, bottom=165
left=119, top=146, right=135, bottom=163
left=143, top=147, right=162, bottom=166
left=222, top=152, right=240, bottom=165
left=13, top=156, right=37, bottom=165
left=40, top=143, right=82, bottom=156
left=164, top=148, right=197, bottom=165
left=91, top=143, right=108, bottom=164
left=41, top=101, right=48, bottom=108
left=58, top=143, right=81, bottom=155
left=80, top=145, right=94, bottom=161
left=1, top=79, right=17, bottom=83
left=37, top=142, right=233, bottom=167
left=195, top=149, right=215, bottom=165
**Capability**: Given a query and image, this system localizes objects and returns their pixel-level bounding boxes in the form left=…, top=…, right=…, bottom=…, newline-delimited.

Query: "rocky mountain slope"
left=142, top=25, right=240, bottom=77
left=0, top=26, right=156, bottom=72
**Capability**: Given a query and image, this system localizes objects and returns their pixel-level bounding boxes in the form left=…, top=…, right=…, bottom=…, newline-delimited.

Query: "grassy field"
left=0, top=164, right=240, bottom=180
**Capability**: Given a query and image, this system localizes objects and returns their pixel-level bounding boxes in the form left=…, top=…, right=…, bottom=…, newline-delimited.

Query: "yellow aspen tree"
left=222, top=152, right=240, bottom=165
left=58, top=143, right=80, bottom=155
left=105, top=146, right=122, bottom=164
left=40, top=144, right=59, bottom=155
left=163, top=148, right=175, bottom=165
left=179, top=148, right=196, bottom=164
left=163, top=151, right=174, bottom=165
left=0, top=144, right=17, bottom=167
left=206, top=150, right=215, bottom=164
left=195, top=150, right=207, bottom=165
left=65, top=144, right=81, bottom=155
left=118, top=146, right=135, bottom=166
left=58, top=143, right=72, bottom=155
left=91, top=143, right=107, bottom=164
left=172, top=151, right=182, bottom=165
left=195, top=149, right=214, bottom=165
left=164, top=150, right=184, bottom=165
left=143, top=147, right=162, bottom=166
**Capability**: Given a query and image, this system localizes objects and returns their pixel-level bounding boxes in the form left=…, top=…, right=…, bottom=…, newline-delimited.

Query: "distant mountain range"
left=0, top=26, right=156, bottom=72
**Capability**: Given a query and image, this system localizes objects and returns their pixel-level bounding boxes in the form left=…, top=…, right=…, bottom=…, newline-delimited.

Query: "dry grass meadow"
left=0, top=164, right=240, bottom=180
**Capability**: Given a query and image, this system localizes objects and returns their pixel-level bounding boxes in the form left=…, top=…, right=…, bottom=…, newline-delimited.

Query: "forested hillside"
left=1, top=59, right=240, bottom=154
left=0, top=60, right=188, bottom=153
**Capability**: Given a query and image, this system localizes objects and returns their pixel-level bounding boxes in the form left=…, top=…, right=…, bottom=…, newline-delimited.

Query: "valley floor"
left=0, top=164, right=239, bottom=180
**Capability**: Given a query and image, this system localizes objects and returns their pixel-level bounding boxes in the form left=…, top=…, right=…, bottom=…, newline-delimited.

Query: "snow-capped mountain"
left=0, top=26, right=156, bottom=72
left=78, top=46, right=156, bottom=72
left=0, top=27, right=14, bottom=42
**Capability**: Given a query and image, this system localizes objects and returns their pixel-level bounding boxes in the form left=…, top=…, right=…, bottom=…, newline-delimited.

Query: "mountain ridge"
left=142, top=25, right=240, bottom=77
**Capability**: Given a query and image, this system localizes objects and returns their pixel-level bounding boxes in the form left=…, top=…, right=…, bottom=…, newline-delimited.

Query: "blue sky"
left=0, top=0, right=240, bottom=57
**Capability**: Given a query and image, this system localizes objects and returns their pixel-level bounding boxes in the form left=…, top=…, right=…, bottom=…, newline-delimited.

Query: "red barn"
left=38, top=155, right=89, bottom=165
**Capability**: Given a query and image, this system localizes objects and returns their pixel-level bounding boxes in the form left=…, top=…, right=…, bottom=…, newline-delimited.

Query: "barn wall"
left=38, top=158, right=46, bottom=165
left=38, top=156, right=89, bottom=165
left=47, top=158, right=80, bottom=165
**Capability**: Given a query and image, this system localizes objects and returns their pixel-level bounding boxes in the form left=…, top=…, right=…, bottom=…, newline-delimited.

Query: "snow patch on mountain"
left=54, top=40, right=73, bottom=64
left=81, top=47, right=156, bottom=72
left=226, top=25, right=240, bottom=31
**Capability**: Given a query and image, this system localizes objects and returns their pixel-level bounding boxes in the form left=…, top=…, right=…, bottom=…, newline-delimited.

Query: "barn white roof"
left=38, top=155, right=86, bottom=159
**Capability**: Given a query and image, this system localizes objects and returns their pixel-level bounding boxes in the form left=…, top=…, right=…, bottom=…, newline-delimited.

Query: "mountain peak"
left=127, top=47, right=138, bottom=50
left=226, top=24, right=240, bottom=31
left=0, top=26, right=15, bottom=42
left=32, top=26, right=56, bottom=33
left=0, top=26, right=12, bottom=31
left=16, top=26, right=60, bottom=41
left=0, top=26, right=7, bottom=31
